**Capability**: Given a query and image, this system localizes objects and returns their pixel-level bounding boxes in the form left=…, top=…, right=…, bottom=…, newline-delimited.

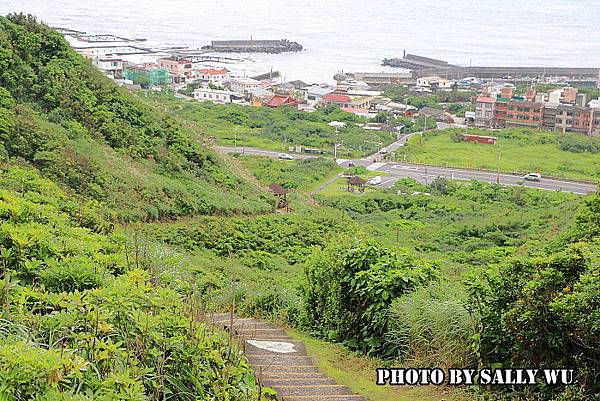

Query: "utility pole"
left=420, top=115, right=427, bottom=145
left=333, top=126, right=339, bottom=161
left=496, top=143, right=501, bottom=184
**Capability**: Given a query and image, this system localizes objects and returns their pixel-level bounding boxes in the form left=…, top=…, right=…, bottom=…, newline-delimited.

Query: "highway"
left=216, top=146, right=598, bottom=195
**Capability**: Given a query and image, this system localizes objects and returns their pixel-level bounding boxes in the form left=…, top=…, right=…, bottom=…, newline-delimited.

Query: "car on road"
left=278, top=153, right=294, bottom=160
left=368, top=176, right=383, bottom=185
left=348, top=162, right=355, bottom=167
left=524, top=173, right=542, bottom=182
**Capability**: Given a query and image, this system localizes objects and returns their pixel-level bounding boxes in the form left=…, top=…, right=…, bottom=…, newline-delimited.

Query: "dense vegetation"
left=400, top=128, right=600, bottom=181
left=0, top=14, right=271, bottom=222
left=146, top=93, right=397, bottom=157
left=314, top=177, right=598, bottom=399
left=468, top=195, right=600, bottom=400
left=0, top=165, right=257, bottom=400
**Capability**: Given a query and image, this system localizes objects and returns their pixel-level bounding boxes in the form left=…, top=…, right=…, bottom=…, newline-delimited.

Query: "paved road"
left=370, top=162, right=597, bottom=195
left=217, top=146, right=318, bottom=159
left=216, top=146, right=598, bottom=195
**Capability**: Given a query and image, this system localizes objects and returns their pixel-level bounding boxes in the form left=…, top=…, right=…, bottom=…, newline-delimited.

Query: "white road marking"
left=246, top=340, right=297, bottom=354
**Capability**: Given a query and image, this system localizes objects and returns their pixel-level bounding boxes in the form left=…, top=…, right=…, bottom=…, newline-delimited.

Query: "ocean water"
left=1, top=0, right=599, bottom=83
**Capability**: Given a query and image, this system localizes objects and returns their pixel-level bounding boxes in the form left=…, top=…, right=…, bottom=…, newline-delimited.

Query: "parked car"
left=524, top=173, right=542, bottom=181
left=278, top=153, right=294, bottom=160
left=368, top=176, right=383, bottom=185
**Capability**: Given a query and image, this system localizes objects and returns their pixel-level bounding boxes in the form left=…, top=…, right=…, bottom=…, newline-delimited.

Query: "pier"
left=203, top=39, right=303, bottom=54
left=383, top=53, right=457, bottom=69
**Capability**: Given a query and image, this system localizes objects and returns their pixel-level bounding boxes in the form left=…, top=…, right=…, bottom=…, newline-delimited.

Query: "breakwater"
left=411, top=66, right=599, bottom=80
left=202, top=39, right=303, bottom=53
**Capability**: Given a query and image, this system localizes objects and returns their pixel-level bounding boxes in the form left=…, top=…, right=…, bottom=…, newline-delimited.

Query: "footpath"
left=211, top=313, right=366, bottom=401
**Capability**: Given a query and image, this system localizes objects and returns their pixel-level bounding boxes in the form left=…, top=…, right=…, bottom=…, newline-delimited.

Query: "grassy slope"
left=147, top=92, right=397, bottom=158
left=400, top=128, right=600, bottom=181
left=236, top=155, right=342, bottom=192
left=0, top=15, right=271, bottom=222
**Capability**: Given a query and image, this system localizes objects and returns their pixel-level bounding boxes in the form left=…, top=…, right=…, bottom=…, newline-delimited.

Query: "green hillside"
left=0, top=14, right=271, bottom=222
left=1, top=13, right=598, bottom=401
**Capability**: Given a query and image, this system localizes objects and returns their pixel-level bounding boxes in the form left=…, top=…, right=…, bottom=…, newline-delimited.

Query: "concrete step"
left=252, top=365, right=321, bottom=374
left=236, top=328, right=288, bottom=336
left=239, top=333, right=293, bottom=340
left=244, top=339, right=306, bottom=356
left=258, top=372, right=328, bottom=380
left=209, top=315, right=364, bottom=401
left=272, top=385, right=353, bottom=396
left=209, top=312, right=238, bottom=321
left=262, top=378, right=337, bottom=387
left=247, top=355, right=314, bottom=366
left=282, top=396, right=366, bottom=401
left=224, top=321, right=277, bottom=330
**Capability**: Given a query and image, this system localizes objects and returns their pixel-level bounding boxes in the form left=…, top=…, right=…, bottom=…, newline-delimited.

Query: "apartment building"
left=505, top=100, right=544, bottom=129
left=475, top=97, right=495, bottom=127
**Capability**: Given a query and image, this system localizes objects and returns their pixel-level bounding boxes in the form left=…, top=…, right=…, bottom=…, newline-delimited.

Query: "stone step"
left=247, top=355, right=314, bottom=366
left=236, top=328, right=288, bottom=336
left=252, top=365, right=321, bottom=374
left=209, top=315, right=364, bottom=401
left=239, top=333, right=293, bottom=340
left=262, top=378, right=337, bottom=387
left=209, top=312, right=237, bottom=321
left=257, top=372, right=329, bottom=380
left=244, top=339, right=307, bottom=356
left=223, top=321, right=277, bottom=330
left=282, top=396, right=366, bottom=401
left=272, top=385, right=353, bottom=396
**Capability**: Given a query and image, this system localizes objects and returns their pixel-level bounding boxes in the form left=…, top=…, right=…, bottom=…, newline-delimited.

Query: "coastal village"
left=59, top=28, right=600, bottom=141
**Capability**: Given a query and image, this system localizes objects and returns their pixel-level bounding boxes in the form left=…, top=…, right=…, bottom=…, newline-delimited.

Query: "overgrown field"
left=146, top=93, right=397, bottom=158
left=400, top=128, right=600, bottom=181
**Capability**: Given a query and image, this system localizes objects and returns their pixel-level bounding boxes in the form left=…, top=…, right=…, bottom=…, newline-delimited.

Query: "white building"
left=304, top=85, right=334, bottom=106
left=196, top=68, right=230, bottom=85
left=92, top=57, right=123, bottom=77
left=193, top=87, right=237, bottom=104
left=416, top=76, right=454, bottom=90
left=229, top=77, right=261, bottom=94
left=474, top=96, right=496, bottom=127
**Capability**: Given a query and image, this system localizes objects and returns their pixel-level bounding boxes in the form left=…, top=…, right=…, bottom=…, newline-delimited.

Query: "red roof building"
left=264, top=95, right=299, bottom=108
left=196, top=68, right=230, bottom=83
left=323, top=93, right=353, bottom=107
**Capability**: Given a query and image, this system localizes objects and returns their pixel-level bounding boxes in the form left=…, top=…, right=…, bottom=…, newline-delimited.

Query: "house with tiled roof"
left=196, top=68, right=230, bottom=84
left=264, top=95, right=299, bottom=108
left=323, top=93, right=372, bottom=110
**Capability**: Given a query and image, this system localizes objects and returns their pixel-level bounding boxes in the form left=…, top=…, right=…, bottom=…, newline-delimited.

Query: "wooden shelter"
left=347, top=176, right=366, bottom=193
left=268, top=183, right=288, bottom=208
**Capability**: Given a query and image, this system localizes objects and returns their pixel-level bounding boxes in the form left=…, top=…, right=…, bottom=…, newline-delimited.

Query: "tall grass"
left=386, top=282, right=476, bottom=368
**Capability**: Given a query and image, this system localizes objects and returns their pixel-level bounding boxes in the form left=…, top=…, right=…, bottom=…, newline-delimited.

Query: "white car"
left=524, top=173, right=542, bottom=182
left=278, top=153, right=294, bottom=160
left=368, top=176, right=383, bottom=185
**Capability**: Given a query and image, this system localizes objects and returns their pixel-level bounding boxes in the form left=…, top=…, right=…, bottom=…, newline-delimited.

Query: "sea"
left=1, top=0, right=599, bottom=83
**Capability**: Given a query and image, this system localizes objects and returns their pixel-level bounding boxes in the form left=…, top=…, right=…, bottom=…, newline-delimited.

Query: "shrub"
left=301, top=240, right=437, bottom=357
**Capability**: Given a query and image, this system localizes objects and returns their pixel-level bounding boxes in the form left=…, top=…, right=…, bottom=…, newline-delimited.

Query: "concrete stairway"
left=211, top=313, right=366, bottom=401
